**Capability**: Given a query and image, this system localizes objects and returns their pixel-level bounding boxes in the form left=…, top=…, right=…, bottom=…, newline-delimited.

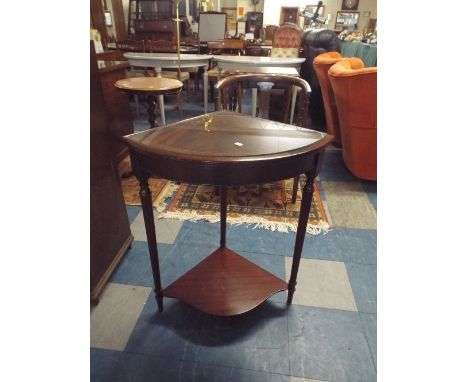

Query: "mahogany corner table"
left=123, top=111, right=332, bottom=316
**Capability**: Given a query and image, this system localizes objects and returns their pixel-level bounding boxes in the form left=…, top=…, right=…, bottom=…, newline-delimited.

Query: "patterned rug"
left=160, top=178, right=330, bottom=235
left=118, top=156, right=176, bottom=208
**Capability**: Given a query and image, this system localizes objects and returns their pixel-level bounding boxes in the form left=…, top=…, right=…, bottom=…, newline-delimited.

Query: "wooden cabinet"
left=128, top=0, right=175, bottom=40
left=97, top=60, right=133, bottom=162
left=91, top=42, right=133, bottom=303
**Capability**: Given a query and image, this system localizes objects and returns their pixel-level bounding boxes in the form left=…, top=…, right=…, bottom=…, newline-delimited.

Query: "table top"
left=222, top=66, right=299, bottom=76
left=213, top=55, right=305, bottom=66
left=114, top=77, right=183, bottom=93
left=123, top=52, right=213, bottom=69
left=124, top=111, right=332, bottom=185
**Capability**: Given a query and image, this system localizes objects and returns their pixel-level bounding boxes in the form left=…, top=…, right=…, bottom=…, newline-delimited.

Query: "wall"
left=262, top=0, right=376, bottom=30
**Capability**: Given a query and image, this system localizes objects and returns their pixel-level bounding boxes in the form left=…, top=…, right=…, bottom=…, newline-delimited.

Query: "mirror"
left=335, top=11, right=359, bottom=31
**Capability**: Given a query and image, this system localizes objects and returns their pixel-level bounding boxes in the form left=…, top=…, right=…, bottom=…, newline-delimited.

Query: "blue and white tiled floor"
left=91, top=91, right=377, bottom=382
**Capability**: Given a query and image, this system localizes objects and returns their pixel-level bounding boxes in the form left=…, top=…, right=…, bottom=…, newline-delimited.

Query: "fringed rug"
left=118, top=156, right=177, bottom=208
left=160, top=178, right=330, bottom=235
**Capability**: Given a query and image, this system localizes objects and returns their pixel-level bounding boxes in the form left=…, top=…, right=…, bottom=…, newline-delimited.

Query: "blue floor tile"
left=360, top=312, right=377, bottom=370
left=297, top=228, right=377, bottom=265
left=346, top=263, right=377, bottom=313
left=288, top=305, right=376, bottom=382
left=91, top=348, right=127, bottom=382
left=125, top=296, right=290, bottom=375
left=176, top=221, right=222, bottom=251
left=122, top=352, right=289, bottom=382
left=110, top=240, right=173, bottom=287
left=361, top=180, right=377, bottom=210
left=319, top=150, right=358, bottom=182
left=226, top=225, right=291, bottom=256
left=126, top=205, right=141, bottom=225
left=238, top=251, right=287, bottom=303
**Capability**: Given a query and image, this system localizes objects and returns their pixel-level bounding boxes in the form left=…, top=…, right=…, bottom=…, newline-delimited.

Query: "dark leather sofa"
left=301, top=29, right=341, bottom=129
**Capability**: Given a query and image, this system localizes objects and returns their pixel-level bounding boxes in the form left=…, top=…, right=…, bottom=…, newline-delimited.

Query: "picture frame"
left=304, top=4, right=325, bottom=17
left=104, top=11, right=113, bottom=27
left=280, top=6, right=300, bottom=25
left=341, top=0, right=359, bottom=11
left=222, top=7, right=237, bottom=32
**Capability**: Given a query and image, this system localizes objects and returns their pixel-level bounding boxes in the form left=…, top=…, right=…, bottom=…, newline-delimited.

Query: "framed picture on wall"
left=304, top=4, right=325, bottom=17
left=280, top=6, right=300, bottom=25
left=104, top=11, right=113, bottom=27
left=341, top=0, right=359, bottom=11
left=222, top=7, right=237, bottom=31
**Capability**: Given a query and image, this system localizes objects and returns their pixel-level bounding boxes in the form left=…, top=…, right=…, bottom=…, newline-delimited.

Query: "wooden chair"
left=272, top=23, right=302, bottom=51
left=269, top=23, right=303, bottom=124
left=215, top=74, right=312, bottom=203
left=207, top=39, right=246, bottom=101
left=264, top=25, right=279, bottom=44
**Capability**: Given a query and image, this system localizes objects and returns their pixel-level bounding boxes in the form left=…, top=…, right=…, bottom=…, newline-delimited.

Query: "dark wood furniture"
left=215, top=73, right=308, bottom=204
left=97, top=60, right=133, bottom=162
left=91, top=42, right=133, bottom=303
left=114, top=76, right=183, bottom=128
left=206, top=39, right=245, bottom=101
left=127, top=0, right=175, bottom=40
left=245, top=42, right=272, bottom=57
left=123, top=111, right=332, bottom=316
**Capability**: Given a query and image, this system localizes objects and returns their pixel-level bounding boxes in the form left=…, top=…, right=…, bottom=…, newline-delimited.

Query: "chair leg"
left=292, top=176, right=299, bottom=204
left=186, top=79, right=191, bottom=101
left=177, top=92, right=184, bottom=116
left=134, top=95, right=140, bottom=118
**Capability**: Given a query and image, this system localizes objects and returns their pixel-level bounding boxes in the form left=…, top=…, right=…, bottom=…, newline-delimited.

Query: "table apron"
left=133, top=149, right=326, bottom=186
left=127, top=58, right=210, bottom=69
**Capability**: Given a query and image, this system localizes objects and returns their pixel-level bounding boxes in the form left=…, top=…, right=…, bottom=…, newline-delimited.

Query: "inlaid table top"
left=114, top=77, right=183, bottom=94
left=124, top=111, right=331, bottom=186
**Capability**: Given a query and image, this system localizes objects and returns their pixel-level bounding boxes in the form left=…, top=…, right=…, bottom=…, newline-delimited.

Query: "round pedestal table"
left=114, top=77, right=183, bottom=128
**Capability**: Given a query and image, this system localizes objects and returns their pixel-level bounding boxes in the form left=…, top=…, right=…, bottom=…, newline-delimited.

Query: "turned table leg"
left=287, top=171, right=315, bottom=304
left=220, top=186, right=227, bottom=248
left=136, top=172, right=164, bottom=312
left=146, top=95, right=158, bottom=129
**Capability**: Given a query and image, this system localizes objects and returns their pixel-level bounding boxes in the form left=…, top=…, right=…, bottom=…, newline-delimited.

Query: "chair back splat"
left=215, top=74, right=311, bottom=129
left=214, top=73, right=312, bottom=204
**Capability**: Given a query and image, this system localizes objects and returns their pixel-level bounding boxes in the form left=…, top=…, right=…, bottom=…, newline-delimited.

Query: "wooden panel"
left=110, top=0, right=127, bottom=40
left=90, top=41, right=133, bottom=302
left=98, top=61, right=133, bottom=162
left=90, top=0, right=108, bottom=49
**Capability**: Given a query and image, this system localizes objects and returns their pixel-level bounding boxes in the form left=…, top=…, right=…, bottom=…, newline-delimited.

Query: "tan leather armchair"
left=313, top=52, right=344, bottom=145
left=328, top=58, right=377, bottom=181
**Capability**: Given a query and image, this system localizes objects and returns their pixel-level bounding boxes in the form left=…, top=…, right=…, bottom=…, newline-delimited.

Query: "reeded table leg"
left=220, top=186, right=227, bottom=248
left=287, top=171, right=315, bottom=304
left=137, top=172, right=164, bottom=312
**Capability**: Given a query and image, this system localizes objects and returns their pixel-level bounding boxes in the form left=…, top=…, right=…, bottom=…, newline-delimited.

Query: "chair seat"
left=208, top=67, right=231, bottom=79
left=125, top=69, right=147, bottom=78
left=160, top=71, right=190, bottom=81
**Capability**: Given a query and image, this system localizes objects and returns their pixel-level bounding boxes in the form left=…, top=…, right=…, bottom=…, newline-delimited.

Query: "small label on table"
left=234, top=142, right=244, bottom=147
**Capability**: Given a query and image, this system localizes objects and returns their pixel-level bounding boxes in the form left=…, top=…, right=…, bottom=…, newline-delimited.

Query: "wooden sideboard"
left=91, top=42, right=133, bottom=303
left=97, top=60, right=133, bottom=163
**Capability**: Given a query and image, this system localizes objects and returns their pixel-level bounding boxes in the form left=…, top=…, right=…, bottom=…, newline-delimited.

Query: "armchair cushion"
left=328, top=58, right=377, bottom=180
left=270, top=47, right=299, bottom=58
left=313, top=52, right=344, bottom=145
